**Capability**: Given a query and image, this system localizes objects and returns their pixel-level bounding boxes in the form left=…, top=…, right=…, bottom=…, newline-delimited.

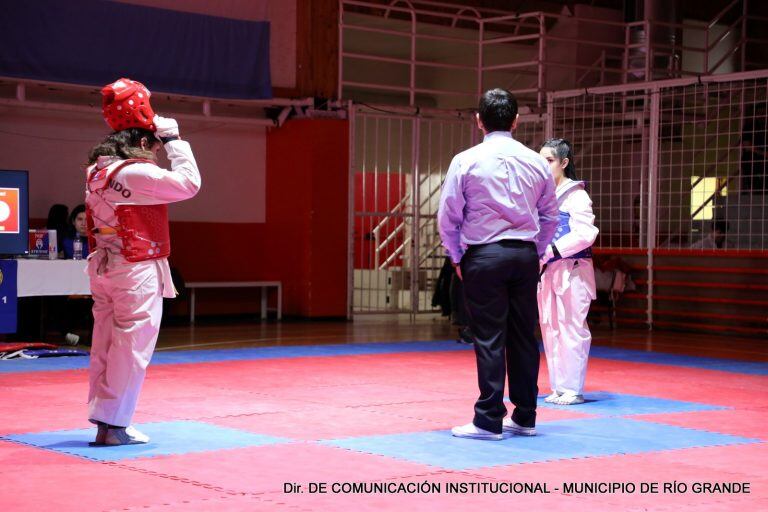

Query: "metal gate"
left=548, top=69, right=768, bottom=328
left=348, top=104, right=546, bottom=316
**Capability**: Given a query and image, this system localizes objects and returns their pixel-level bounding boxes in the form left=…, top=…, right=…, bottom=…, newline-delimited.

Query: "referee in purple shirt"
left=438, top=89, right=558, bottom=441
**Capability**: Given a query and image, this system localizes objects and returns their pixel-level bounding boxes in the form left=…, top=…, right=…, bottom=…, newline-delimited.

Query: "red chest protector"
left=86, top=159, right=171, bottom=262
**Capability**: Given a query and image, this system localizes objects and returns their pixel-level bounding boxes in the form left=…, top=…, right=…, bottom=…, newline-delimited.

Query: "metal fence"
left=549, top=69, right=768, bottom=254
left=549, top=88, right=651, bottom=249
left=548, top=70, right=768, bottom=330
left=348, top=104, right=545, bottom=315
left=348, top=69, right=768, bottom=319
left=339, top=0, right=760, bottom=109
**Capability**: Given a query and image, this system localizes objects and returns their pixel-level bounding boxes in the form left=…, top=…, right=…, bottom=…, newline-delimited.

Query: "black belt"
left=495, top=239, right=535, bottom=247
left=469, top=239, right=536, bottom=249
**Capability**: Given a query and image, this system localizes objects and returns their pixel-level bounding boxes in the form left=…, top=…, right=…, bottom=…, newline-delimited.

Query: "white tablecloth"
left=15, top=259, right=91, bottom=297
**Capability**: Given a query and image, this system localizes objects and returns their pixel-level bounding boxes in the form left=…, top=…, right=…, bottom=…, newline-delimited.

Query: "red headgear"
left=101, top=78, right=156, bottom=132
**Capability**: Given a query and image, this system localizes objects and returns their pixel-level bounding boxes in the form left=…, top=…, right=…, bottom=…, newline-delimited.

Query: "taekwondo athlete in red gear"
left=85, top=78, right=201, bottom=445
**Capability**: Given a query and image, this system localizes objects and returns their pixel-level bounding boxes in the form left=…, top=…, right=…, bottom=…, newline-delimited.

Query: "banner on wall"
left=0, top=0, right=272, bottom=99
left=0, top=260, right=18, bottom=334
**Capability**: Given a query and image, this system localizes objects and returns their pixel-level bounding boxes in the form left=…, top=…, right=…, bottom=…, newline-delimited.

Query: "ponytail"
left=541, top=138, right=576, bottom=180
left=87, top=128, right=157, bottom=165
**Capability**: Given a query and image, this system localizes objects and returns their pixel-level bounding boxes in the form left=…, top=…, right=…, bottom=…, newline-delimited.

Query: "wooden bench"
left=186, top=281, right=282, bottom=324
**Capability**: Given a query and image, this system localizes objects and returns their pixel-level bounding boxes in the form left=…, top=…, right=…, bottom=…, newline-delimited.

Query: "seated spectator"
left=432, top=257, right=475, bottom=345
left=46, top=203, right=69, bottom=258
left=741, top=106, right=766, bottom=195
left=591, top=254, right=636, bottom=329
left=61, top=204, right=90, bottom=259
left=690, top=219, right=732, bottom=249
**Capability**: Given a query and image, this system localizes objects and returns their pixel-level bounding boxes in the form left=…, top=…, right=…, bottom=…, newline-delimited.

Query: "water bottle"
left=73, top=236, right=83, bottom=260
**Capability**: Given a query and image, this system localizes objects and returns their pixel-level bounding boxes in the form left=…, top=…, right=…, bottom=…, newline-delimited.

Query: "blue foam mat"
left=535, top=391, right=728, bottom=416
left=4, top=420, right=290, bottom=462
left=589, top=346, right=768, bottom=376
left=322, top=417, right=761, bottom=470
left=0, top=340, right=472, bottom=373
left=0, top=339, right=765, bottom=376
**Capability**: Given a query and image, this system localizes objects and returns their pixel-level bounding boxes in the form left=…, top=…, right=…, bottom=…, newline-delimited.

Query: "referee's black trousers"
left=461, top=240, right=540, bottom=434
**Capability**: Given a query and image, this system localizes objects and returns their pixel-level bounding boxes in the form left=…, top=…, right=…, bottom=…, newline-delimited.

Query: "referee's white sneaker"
left=502, top=418, right=537, bottom=436
left=451, top=423, right=502, bottom=441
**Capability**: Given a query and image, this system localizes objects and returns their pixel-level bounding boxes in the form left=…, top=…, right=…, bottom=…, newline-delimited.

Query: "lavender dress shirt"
left=438, top=131, right=559, bottom=264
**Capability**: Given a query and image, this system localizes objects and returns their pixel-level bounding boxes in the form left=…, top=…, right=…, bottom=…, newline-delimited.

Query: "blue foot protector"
left=5, top=420, right=290, bottom=462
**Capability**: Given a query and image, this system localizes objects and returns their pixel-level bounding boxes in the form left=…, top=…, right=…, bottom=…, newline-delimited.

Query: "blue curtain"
left=0, top=0, right=272, bottom=99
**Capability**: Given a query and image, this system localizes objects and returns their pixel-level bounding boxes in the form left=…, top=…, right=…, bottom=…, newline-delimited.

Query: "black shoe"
left=456, top=327, right=475, bottom=345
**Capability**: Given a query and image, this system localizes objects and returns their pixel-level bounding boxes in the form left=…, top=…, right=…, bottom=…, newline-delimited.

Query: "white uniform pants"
left=538, top=258, right=596, bottom=397
left=87, top=254, right=164, bottom=427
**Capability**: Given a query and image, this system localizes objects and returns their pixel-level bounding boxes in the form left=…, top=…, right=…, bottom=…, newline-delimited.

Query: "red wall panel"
left=33, top=119, right=349, bottom=319
left=353, top=172, right=407, bottom=269
left=167, top=118, right=349, bottom=318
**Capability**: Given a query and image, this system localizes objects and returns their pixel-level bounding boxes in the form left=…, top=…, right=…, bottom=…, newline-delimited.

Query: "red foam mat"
left=208, top=405, right=439, bottom=441
left=122, top=443, right=436, bottom=495
left=581, top=358, right=768, bottom=409
left=206, top=394, right=594, bottom=441
left=353, top=398, right=595, bottom=431
left=145, top=352, right=480, bottom=397
left=617, top=443, right=768, bottom=478
left=469, top=447, right=768, bottom=511
left=263, top=472, right=597, bottom=512
left=2, top=346, right=767, bottom=510
left=632, top=407, right=768, bottom=441
left=0, top=441, right=224, bottom=512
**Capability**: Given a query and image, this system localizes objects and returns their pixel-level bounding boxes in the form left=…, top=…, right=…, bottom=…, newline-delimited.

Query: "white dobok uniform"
left=85, top=140, right=200, bottom=427
left=537, top=179, right=599, bottom=398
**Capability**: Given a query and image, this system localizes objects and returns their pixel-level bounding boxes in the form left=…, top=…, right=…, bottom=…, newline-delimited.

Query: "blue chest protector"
left=548, top=211, right=593, bottom=263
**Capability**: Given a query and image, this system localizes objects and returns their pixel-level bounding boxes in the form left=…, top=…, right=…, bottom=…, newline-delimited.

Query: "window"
left=690, top=176, right=727, bottom=220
